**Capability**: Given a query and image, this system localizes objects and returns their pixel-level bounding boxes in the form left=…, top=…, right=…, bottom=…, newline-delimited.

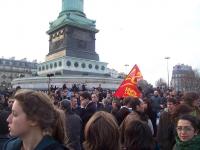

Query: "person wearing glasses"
left=174, top=114, right=200, bottom=149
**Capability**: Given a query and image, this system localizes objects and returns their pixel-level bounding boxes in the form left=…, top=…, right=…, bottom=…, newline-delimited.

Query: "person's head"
left=59, top=99, right=73, bottom=114
left=61, top=89, right=67, bottom=99
left=176, top=114, right=200, bottom=142
left=183, top=92, right=199, bottom=107
left=91, top=93, right=99, bottom=103
left=84, top=111, right=119, bottom=150
left=167, top=97, right=177, bottom=114
left=129, top=97, right=144, bottom=112
left=120, top=112, right=144, bottom=143
left=7, top=89, right=66, bottom=144
left=120, top=120, right=155, bottom=150
left=80, top=91, right=91, bottom=107
left=112, top=99, right=121, bottom=110
left=154, top=90, right=159, bottom=96
left=7, top=97, right=15, bottom=108
left=172, top=104, right=193, bottom=120
left=15, top=86, right=21, bottom=91
left=106, top=91, right=112, bottom=99
left=70, top=96, right=78, bottom=109
left=0, top=95, right=5, bottom=104
left=170, top=91, right=176, bottom=98
left=123, top=96, right=133, bottom=108
left=142, top=97, right=150, bottom=110
left=74, top=92, right=79, bottom=99
left=116, top=107, right=131, bottom=125
left=176, top=96, right=184, bottom=104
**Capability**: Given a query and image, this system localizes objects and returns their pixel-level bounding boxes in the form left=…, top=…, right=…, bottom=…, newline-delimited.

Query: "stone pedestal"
left=12, top=75, right=122, bottom=90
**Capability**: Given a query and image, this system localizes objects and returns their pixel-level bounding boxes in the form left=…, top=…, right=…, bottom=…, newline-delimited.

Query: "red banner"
left=113, top=64, right=143, bottom=98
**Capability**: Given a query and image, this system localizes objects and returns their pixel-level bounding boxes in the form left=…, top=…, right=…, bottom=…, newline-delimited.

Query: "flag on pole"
left=113, top=64, right=143, bottom=98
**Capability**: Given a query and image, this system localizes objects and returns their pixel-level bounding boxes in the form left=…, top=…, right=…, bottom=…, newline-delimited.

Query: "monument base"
left=38, top=56, right=108, bottom=76
left=11, top=75, right=122, bottom=90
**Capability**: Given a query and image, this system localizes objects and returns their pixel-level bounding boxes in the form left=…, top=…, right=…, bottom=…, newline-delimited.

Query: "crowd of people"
left=0, top=84, right=200, bottom=150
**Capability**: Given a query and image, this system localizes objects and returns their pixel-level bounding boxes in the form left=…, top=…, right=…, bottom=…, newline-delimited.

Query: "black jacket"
left=2, top=135, right=69, bottom=150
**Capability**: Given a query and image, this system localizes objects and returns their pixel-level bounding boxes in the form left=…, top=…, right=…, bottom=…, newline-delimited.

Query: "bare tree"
left=155, top=78, right=167, bottom=89
left=138, top=79, right=154, bottom=97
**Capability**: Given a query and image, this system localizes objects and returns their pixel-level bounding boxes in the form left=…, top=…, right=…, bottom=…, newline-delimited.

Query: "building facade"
left=171, top=64, right=195, bottom=92
left=0, top=58, right=37, bottom=90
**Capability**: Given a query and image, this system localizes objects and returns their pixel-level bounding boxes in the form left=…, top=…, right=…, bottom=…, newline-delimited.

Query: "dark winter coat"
left=79, top=101, right=97, bottom=144
left=2, top=135, right=68, bottom=150
left=65, top=112, right=82, bottom=150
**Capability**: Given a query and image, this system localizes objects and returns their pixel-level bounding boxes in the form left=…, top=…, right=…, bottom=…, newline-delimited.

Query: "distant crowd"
left=0, top=84, right=200, bottom=150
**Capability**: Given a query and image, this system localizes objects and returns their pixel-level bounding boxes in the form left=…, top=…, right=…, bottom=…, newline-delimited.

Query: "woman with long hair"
left=120, top=120, right=155, bottom=150
left=84, top=111, right=120, bottom=150
left=3, top=89, right=68, bottom=150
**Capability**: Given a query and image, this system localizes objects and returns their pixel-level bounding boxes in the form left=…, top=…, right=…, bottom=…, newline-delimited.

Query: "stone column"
left=62, top=0, right=83, bottom=13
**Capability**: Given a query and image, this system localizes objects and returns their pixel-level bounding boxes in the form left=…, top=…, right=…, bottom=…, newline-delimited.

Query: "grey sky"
left=0, top=0, right=200, bottom=85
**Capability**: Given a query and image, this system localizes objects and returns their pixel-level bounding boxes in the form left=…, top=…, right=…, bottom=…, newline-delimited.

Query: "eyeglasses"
left=176, top=126, right=194, bottom=132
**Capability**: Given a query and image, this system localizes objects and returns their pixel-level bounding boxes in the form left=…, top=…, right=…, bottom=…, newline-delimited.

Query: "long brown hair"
left=120, top=120, right=155, bottom=150
left=84, top=111, right=120, bottom=150
left=14, top=89, right=66, bottom=144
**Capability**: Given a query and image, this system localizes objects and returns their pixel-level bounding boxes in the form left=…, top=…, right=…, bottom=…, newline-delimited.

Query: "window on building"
left=88, top=64, right=92, bottom=69
left=54, top=62, right=57, bottom=68
left=66, top=61, right=71, bottom=66
left=49, top=64, right=52, bottom=69
left=59, top=61, right=62, bottom=67
left=74, top=62, right=79, bottom=67
left=101, top=66, right=105, bottom=70
left=81, top=63, right=86, bottom=68
left=95, top=65, right=99, bottom=70
left=46, top=65, right=49, bottom=70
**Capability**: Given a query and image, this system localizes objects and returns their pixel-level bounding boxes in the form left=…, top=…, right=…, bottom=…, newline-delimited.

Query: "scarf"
left=175, top=135, right=200, bottom=150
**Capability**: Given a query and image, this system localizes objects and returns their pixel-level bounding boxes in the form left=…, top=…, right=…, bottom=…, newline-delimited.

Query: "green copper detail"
left=61, top=0, right=83, bottom=15
left=47, top=0, right=98, bottom=33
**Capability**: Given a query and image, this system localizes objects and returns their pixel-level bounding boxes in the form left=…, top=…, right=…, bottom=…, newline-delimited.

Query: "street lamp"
left=47, top=73, right=54, bottom=94
left=124, top=64, right=129, bottom=75
left=164, top=57, right=170, bottom=88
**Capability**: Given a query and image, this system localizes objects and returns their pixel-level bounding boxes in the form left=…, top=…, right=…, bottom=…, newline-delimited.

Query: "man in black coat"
left=79, top=92, right=97, bottom=144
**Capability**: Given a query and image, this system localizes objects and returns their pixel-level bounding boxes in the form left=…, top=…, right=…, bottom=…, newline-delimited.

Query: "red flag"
left=113, top=64, right=143, bottom=98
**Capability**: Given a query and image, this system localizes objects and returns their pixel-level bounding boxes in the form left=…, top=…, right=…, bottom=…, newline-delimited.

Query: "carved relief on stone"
left=50, top=29, right=65, bottom=43
left=49, top=28, right=65, bottom=52
left=51, top=40, right=64, bottom=50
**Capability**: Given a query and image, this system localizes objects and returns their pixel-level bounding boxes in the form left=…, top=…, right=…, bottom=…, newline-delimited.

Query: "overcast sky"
left=0, top=0, right=200, bottom=86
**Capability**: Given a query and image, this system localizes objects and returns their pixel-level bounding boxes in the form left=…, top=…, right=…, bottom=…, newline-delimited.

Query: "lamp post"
left=47, top=73, right=54, bottom=94
left=124, top=64, right=129, bottom=75
left=164, top=57, right=170, bottom=88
